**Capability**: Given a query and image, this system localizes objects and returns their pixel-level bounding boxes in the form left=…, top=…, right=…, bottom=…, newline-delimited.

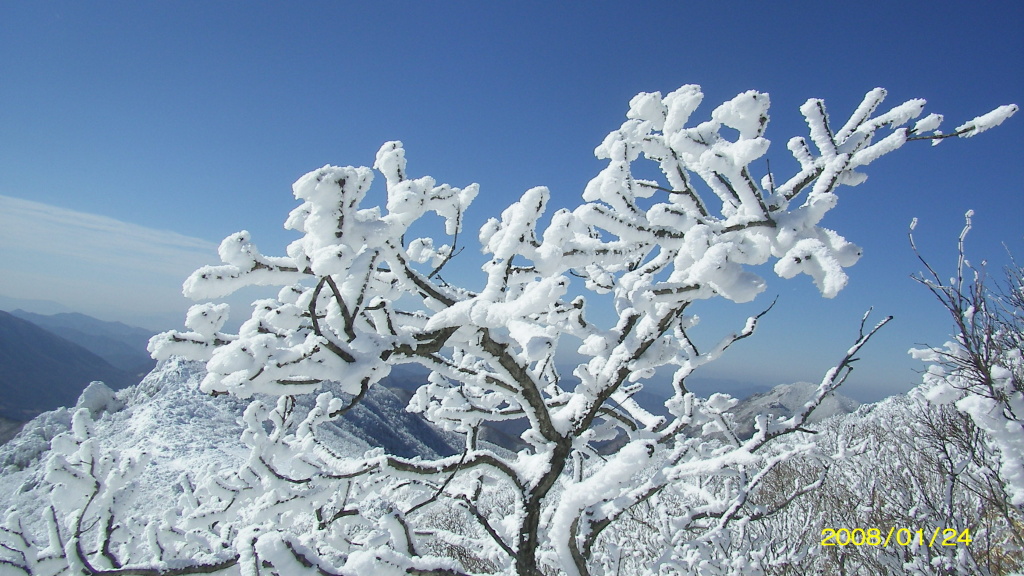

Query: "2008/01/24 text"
left=821, top=528, right=972, bottom=547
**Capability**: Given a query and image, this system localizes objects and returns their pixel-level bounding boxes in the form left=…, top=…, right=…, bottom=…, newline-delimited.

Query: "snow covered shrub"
left=911, top=213, right=1024, bottom=507
left=746, top=392, right=1023, bottom=576
left=908, top=214, right=1024, bottom=568
left=12, top=85, right=1013, bottom=576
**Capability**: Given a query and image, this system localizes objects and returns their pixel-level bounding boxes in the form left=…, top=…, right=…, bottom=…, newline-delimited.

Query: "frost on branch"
left=910, top=213, right=1024, bottom=507
left=139, top=86, right=1014, bottom=575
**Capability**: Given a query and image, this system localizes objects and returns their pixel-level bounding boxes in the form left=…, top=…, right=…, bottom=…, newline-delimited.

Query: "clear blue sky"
left=1, top=2, right=1021, bottom=401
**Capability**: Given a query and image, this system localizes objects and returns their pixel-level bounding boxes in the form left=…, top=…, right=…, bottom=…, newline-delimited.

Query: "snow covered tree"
left=911, top=213, right=1024, bottom=510
left=128, top=85, right=1017, bottom=576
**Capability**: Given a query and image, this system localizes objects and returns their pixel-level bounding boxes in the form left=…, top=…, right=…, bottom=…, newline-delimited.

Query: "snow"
left=913, top=112, right=943, bottom=134
left=799, top=99, right=837, bottom=158
left=955, top=104, right=1019, bottom=137
left=711, top=90, right=770, bottom=139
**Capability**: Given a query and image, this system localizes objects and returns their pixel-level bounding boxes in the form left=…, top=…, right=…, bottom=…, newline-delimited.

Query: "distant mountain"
left=9, top=309, right=156, bottom=377
left=0, top=310, right=139, bottom=421
left=0, top=294, right=73, bottom=316
left=730, top=381, right=860, bottom=439
left=684, top=376, right=772, bottom=401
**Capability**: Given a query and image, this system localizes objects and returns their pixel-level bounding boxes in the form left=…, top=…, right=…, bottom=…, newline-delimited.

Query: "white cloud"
left=0, top=195, right=219, bottom=329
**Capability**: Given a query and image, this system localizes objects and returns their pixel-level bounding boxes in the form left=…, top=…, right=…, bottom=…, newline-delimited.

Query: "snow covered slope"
left=0, top=359, right=255, bottom=570
left=0, top=357, right=463, bottom=563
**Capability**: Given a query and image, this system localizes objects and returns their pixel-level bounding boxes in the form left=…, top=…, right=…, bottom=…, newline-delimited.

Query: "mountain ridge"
left=730, top=381, right=861, bottom=438
left=8, top=309, right=156, bottom=376
left=0, top=310, right=139, bottom=422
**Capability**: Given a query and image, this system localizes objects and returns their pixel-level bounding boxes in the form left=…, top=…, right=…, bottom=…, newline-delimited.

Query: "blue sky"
left=0, top=2, right=1021, bottom=401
